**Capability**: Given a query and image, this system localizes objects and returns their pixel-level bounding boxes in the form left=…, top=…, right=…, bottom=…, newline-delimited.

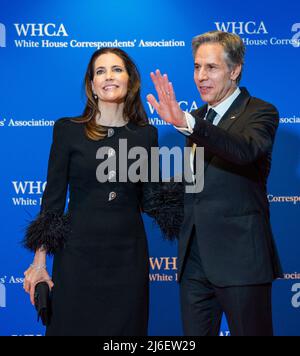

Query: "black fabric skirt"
left=46, top=205, right=149, bottom=336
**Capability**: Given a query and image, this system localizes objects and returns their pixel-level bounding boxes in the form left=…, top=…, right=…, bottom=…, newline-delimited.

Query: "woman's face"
left=92, top=53, right=129, bottom=104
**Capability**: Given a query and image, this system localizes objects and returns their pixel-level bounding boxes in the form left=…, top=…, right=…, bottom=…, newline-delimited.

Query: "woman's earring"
left=93, top=93, right=98, bottom=100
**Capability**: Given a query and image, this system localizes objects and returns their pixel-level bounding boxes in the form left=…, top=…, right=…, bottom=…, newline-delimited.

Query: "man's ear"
left=230, top=64, right=242, bottom=82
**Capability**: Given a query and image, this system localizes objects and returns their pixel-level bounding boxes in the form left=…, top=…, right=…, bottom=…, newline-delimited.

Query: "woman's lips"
left=103, top=85, right=119, bottom=91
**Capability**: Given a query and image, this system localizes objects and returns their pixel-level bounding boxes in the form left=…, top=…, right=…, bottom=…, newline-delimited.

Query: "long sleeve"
left=174, top=111, right=195, bottom=136
left=23, top=119, right=70, bottom=254
left=189, top=101, right=279, bottom=165
left=141, top=126, right=184, bottom=240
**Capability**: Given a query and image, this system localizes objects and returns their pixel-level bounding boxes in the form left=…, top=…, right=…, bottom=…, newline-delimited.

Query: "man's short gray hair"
left=192, top=31, right=245, bottom=85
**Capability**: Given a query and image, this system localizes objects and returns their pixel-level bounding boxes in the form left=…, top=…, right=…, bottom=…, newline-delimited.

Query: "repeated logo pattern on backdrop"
left=0, top=23, right=6, bottom=48
left=0, top=0, right=299, bottom=336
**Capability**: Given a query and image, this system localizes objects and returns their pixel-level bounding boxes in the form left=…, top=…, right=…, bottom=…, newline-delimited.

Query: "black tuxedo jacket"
left=177, top=87, right=283, bottom=286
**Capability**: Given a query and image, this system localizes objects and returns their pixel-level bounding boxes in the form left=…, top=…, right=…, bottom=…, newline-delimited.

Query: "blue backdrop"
left=0, top=0, right=299, bottom=336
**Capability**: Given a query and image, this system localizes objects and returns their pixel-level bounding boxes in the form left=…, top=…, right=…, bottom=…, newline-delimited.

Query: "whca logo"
left=0, top=23, right=6, bottom=47
left=0, top=283, right=6, bottom=307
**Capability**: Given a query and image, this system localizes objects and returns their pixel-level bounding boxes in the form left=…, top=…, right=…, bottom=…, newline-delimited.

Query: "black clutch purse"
left=34, top=282, right=52, bottom=326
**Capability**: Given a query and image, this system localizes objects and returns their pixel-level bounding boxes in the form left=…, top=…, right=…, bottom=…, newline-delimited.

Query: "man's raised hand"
left=147, top=70, right=186, bottom=127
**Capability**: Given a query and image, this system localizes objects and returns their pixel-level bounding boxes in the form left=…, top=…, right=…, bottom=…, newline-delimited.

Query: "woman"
left=23, top=48, right=182, bottom=336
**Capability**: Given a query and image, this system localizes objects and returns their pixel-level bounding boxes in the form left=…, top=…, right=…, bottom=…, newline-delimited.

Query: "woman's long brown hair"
left=72, top=48, right=148, bottom=140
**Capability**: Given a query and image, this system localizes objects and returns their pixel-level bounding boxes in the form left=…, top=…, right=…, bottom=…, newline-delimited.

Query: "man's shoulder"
left=237, top=87, right=278, bottom=114
left=247, top=96, right=279, bottom=115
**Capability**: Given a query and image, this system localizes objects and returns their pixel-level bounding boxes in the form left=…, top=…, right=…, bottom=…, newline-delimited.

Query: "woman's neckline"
left=101, top=123, right=128, bottom=129
left=96, top=120, right=129, bottom=128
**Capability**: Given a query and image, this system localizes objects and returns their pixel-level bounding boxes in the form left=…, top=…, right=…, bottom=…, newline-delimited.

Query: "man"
left=147, top=31, right=282, bottom=336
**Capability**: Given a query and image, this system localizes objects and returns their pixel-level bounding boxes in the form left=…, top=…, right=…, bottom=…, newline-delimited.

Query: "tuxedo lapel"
left=218, top=87, right=251, bottom=131
left=190, top=88, right=251, bottom=173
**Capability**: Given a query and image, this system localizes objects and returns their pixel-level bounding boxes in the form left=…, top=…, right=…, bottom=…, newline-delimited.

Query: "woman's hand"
left=23, top=249, right=54, bottom=305
left=147, top=70, right=187, bottom=127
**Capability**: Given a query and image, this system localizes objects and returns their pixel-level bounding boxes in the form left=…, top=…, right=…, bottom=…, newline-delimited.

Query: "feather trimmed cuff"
left=23, top=211, right=70, bottom=255
left=143, top=181, right=184, bottom=240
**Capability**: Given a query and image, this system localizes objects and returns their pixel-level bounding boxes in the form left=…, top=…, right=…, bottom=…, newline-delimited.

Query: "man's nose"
left=197, top=67, right=208, bottom=81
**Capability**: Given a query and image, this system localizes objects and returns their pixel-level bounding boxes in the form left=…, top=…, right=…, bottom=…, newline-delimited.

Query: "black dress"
left=25, top=118, right=158, bottom=336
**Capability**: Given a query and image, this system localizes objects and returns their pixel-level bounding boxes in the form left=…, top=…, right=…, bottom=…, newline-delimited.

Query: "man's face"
left=194, top=43, right=241, bottom=107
